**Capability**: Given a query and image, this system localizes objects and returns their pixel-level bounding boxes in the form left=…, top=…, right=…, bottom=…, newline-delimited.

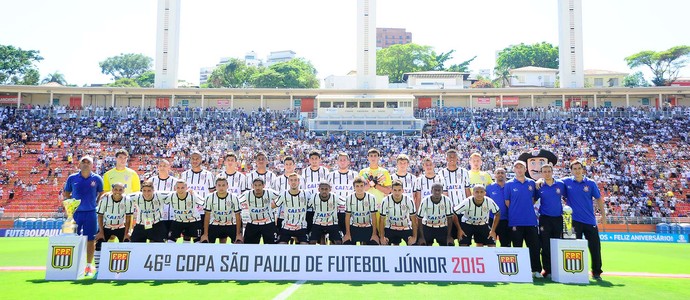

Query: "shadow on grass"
left=27, top=278, right=294, bottom=287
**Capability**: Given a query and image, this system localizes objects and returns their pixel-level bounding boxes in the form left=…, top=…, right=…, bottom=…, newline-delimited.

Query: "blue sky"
left=2, top=0, right=689, bottom=86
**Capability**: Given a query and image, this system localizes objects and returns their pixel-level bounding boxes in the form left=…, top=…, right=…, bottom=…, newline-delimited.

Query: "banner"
left=476, top=97, right=491, bottom=105
left=497, top=96, right=519, bottom=106
left=0, top=228, right=61, bottom=237
left=599, top=232, right=688, bottom=243
left=0, top=95, right=20, bottom=104
left=98, top=243, right=532, bottom=282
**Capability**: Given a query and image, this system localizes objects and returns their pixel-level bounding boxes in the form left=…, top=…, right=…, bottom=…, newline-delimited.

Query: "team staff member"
left=486, top=167, right=511, bottom=247
left=241, top=177, right=279, bottom=244
left=454, top=184, right=500, bottom=247
left=343, top=177, right=379, bottom=245
left=379, top=180, right=418, bottom=246
left=417, top=183, right=455, bottom=246
left=505, top=161, right=543, bottom=278
left=94, top=183, right=133, bottom=272
left=63, top=155, right=104, bottom=276
left=200, top=175, right=243, bottom=244
left=536, top=164, right=566, bottom=278
left=564, top=160, right=607, bottom=281
left=271, top=173, right=310, bottom=244
left=130, top=181, right=168, bottom=243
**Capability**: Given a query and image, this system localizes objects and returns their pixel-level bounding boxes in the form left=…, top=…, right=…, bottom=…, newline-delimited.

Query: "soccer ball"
left=562, top=205, right=573, bottom=215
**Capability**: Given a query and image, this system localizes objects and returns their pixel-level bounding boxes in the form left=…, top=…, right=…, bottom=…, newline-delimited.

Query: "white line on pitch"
left=273, top=280, right=306, bottom=300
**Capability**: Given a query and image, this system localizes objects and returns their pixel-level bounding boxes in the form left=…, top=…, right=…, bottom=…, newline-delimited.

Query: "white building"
left=403, top=71, right=471, bottom=89
left=244, top=51, right=262, bottom=67
left=558, top=0, right=584, bottom=88
left=509, top=66, right=558, bottom=88
left=266, top=50, right=296, bottom=66
left=154, top=0, right=181, bottom=89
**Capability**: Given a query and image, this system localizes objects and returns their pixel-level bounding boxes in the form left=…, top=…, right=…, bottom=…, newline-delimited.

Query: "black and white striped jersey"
left=273, top=190, right=309, bottom=230
left=417, top=195, right=454, bottom=227
left=96, top=194, right=134, bottom=229
left=221, top=171, right=248, bottom=195
left=130, top=192, right=166, bottom=226
left=204, top=192, right=241, bottom=226
left=380, top=194, right=416, bottom=230
left=328, top=170, right=358, bottom=213
left=273, top=174, right=305, bottom=194
left=246, top=170, right=277, bottom=190
left=345, top=192, right=377, bottom=227
left=307, top=192, right=340, bottom=226
left=390, top=172, right=416, bottom=200
left=454, top=196, right=500, bottom=225
left=302, top=166, right=329, bottom=197
left=163, top=192, right=205, bottom=223
left=149, top=175, right=177, bottom=221
left=414, top=174, right=446, bottom=200
left=240, top=189, right=279, bottom=225
left=439, top=168, right=471, bottom=205
left=180, top=169, right=215, bottom=216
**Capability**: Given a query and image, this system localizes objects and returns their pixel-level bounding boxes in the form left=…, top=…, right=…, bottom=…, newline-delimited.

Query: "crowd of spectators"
left=0, top=104, right=689, bottom=218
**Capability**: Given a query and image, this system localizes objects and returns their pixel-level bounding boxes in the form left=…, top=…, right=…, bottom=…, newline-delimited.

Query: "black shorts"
left=208, top=224, right=238, bottom=243
left=310, top=224, right=342, bottom=242
left=96, top=227, right=126, bottom=250
left=277, top=228, right=309, bottom=243
left=384, top=228, right=413, bottom=245
left=459, top=222, right=492, bottom=245
left=305, top=211, right=315, bottom=232
left=346, top=226, right=378, bottom=245
left=485, top=217, right=497, bottom=245
left=276, top=218, right=284, bottom=230
left=422, top=226, right=452, bottom=246
left=131, top=222, right=167, bottom=243
left=170, top=221, right=201, bottom=240
left=243, top=223, right=277, bottom=244
left=337, top=212, right=346, bottom=234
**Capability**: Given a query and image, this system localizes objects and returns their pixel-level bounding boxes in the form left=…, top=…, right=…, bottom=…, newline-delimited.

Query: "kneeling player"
left=94, top=183, right=133, bottom=271
left=380, top=180, right=417, bottom=245
left=417, top=183, right=454, bottom=246
left=201, top=175, right=243, bottom=244
left=242, top=178, right=279, bottom=244
left=130, top=181, right=167, bottom=243
left=272, top=173, right=309, bottom=244
left=308, top=181, right=343, bottom=245
left=454, top=184, right=500, bottom=247
left=343, top=176, right=379, bottom=245
left=164, top=180, right=205, bottom=243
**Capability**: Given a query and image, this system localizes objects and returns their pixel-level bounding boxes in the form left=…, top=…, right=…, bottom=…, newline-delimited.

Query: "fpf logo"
left=109, top=251, right=131, bottom=273
left=497, top=254, right=518, bottom=276
left=51, top=246, right=74, bottom=270
left=563, top=250, right=584, bottom=273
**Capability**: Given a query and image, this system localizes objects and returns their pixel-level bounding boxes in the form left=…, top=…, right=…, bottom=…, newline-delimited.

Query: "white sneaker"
left=533, top=272, right=544, bottom=278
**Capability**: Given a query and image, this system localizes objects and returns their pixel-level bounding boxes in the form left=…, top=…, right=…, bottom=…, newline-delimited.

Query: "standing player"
left=271, top=173, right=309, bottom=244
left=343, top=177, right=379, bottom=245
left=274, top=156, right=303, bottom=229
left=200, top=175, right=243, bottom=244
left=454, top=184, right=500, bottom=247
left=164, top=180, right=205, bottom=243
left=302, top=150, right=329, bottom=235
left=537, top=164, right=565, bottom=278
left=390, top=154, right=416, bottom=201
left=417, top=183, right=455, bottom=246
left=221, top=152, right=249, bottom=226
left=241, top=178, right=279, bottom=244
left=63, top=156, right=103, bottom=276
left=563, top=160, right=607, bottom=281
left=505, top=161, right=542, bottom=278
left=129, top=181, right=168, bottom=243
left=149, top=159, right=177, bottom=242
left=486, top=167, right=511, bottom=247
left=380, top=180, right=418, bottom=246
left=94, top=183, right=133, bottom=272
left=359, top=148, right=392, bottom=211
left=414, top=157, right=445, bottom=210
left=103, top=149, right=141, bottom=195
left=440, top=149, right=471, bottom=245
left=468, top=153, right=494, bottom=186
left=246, top=151, right=277, bottom=191
left=308, top=182, right=343, bottom=245
left=328, top=152, right=358, bottom=235
left=180, top=151, right=216, bottom=242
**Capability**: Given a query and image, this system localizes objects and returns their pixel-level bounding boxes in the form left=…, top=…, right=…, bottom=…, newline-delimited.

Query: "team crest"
left=556, top=188, right=561, bottom=194
left=109, top=251, right=131, bottom=273
left=401, top=205, right=408, bottom=213
left=528, top=186, right=533, bottom=191
left=497, top=254, right=519, bottom=276
left=583, top=186, right=589, bottom=192
left=562, top=250, right=584, bottom=273
left=364, top=201, right=369, bottom=209
left=51, top=246, right=74, bottom=270
left=91, top=181, right=96, bottom=187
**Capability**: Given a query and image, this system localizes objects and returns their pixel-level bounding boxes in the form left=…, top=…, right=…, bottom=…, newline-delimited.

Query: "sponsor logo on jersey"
left=109, top=251, right=130, bottom=273
left=51, top=246, right=74, bottom=270
left=563, top=250, right=584, bottom=273
left=497, top=254, right=518, bottom=276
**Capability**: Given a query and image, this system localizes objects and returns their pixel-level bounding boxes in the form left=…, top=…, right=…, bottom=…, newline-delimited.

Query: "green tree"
left=495, top=42, right=559, bottom=71
left=136, top=70, right=155, bottom=87
left=99, top=53, right=153, bottom=80
left=623, top=71, right=650, bottom=87
left=106, top=78, right=140, bottom=87
left=265, top=58, right=319, bottom=88
left=20, top=68, right=40, bottom=85
left=624, top=46, right=690, bottom=86
left=377, top=43, right=476, bottom=83
left=0, top=45, right=43, bottom=84
left=493, top=67, right=514, bottom=88
left=41, top=71, right=67, bottom=85
left=251, top=68, right=284, bottom=88
left=206, top=58, right=256, bottom=88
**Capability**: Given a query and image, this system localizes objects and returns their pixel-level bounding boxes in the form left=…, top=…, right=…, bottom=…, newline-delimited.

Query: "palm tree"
left=41, top=72, right=67, bottom=85
left=493, top=67, right=514, bottom=88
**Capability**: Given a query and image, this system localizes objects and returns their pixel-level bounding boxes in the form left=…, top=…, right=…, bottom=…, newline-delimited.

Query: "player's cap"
left=80, top=156, right=94, bottom=163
